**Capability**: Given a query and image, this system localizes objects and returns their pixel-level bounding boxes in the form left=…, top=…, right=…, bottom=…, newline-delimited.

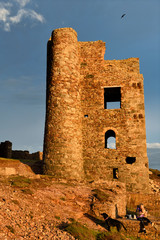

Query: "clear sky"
left=0, top=0, right=160, bottom=153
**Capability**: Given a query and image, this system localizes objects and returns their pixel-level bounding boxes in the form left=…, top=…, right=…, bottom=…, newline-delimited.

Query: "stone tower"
left=43, top=28, right=84, bottom=180
left=43, top=28, right=149, bottom=193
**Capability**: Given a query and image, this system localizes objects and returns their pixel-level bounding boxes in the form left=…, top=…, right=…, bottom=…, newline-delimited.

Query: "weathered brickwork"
left=43, top=28, right=149, bottom=193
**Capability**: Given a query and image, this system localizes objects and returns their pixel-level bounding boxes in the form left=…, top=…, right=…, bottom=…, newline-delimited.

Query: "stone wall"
left=90, top=180, right=126, bottom=218
left=12, top=150, right=43, bottom=161
left=43, top=27, right=149, bottom=193
left=0, top=141, right=12, bottom=158
left=127, top=193, right=160, bottom=218
left=12, top=150, right=30, bottom=160
left=43, top=28, right=84, bottom=180
left=0, top=141, right=43, bottom=161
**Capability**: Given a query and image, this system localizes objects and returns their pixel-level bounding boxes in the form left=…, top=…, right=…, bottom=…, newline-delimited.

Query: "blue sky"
left=0, top=0, right=160, bottom=153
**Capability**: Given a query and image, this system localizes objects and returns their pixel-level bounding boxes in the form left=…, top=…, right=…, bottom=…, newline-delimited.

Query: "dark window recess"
left=104, top=87, right=121, bottom=109
left=139, top=114, right=143, bottom=119
left=105, top=130, right=116, bottom=149
left=84, top=115, right=88, bottom=118
left=126, top=157, right=136, bottom=164
left=113, top=168, right=119, bottom=179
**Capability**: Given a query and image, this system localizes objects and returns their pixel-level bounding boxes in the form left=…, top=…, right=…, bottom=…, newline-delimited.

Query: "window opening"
left=84, top=115, right=88, bottom=118
left=104, top=87, right=121, bottom=109
left=105, top=130, right=116, bottom=149
left=126, top=157, right=136, bottom=164
left=108, top=137, right=116, bottom=149
left=113, top=168, right=119, bottom=179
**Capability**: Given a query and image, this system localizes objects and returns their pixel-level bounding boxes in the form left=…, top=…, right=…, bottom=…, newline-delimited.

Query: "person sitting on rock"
left=136, top=203, right=154, bottom=233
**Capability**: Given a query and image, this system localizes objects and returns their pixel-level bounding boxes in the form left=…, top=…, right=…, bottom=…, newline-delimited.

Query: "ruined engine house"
left=43, top=28, right=149, bottom=193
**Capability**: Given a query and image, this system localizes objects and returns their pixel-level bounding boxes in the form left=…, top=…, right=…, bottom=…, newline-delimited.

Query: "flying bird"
left=121, top=14, right=126, bottom=19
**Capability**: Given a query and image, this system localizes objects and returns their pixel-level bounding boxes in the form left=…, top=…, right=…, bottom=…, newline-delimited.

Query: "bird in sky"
left=121, top=14, right=126, bottom=19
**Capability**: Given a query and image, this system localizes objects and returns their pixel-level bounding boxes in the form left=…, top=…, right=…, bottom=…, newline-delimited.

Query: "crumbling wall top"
left=79, top=40, right=106, bottom=62
left=104, top=58, right=140, bottom=73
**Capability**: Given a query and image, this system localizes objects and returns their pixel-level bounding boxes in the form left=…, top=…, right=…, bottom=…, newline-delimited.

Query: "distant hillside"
left=147, top=148, right=160, bottom=170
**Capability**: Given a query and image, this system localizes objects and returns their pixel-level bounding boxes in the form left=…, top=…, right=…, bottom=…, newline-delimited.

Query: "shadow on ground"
left=84, top=213, right=106, bottom=228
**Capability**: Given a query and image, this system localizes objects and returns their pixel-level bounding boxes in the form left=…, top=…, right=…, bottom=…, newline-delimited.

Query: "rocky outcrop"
left=88, top=180, right=126, bottom=218
left=0, top=158, right=35, bottom=177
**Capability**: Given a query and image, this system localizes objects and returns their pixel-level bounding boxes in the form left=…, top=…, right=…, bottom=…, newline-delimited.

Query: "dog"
left=101, top=213, right=127, bottom=232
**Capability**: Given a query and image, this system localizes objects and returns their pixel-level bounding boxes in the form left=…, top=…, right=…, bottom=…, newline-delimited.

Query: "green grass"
left=21, top=188, right=33, bottom=195
left=64, top=220, right=135, bottom=240
left=63, top=219, right=146, bottom=240
left=64, top=220, right=97, bottom=240
left=9, top=176, right=31, bottom=188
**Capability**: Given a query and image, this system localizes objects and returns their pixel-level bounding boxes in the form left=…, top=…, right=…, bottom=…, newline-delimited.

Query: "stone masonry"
left=0, top=141, right=12, bottom=158
left=0, top=141, right=43, bottom=161
left=43, top=27, right=149, bottom=193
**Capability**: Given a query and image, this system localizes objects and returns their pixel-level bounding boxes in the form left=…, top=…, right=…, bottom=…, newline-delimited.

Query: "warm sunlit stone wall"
left=43, top=28, right=84, bottom=180
left=44, top=28, right=149, bottom=192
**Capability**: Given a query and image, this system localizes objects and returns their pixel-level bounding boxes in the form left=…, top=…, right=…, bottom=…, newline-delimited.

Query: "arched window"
left=105, top=130, right=116, bottom=149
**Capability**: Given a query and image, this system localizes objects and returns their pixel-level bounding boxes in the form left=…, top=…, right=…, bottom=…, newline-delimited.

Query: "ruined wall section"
left=12, top=151, right=43, bottom=161
left=43, top=28, right=149, bottom=192
left=0, top=141, right=42, bottom=161
left=0, top=141, right=12, bottom=158
left=118, top=60, right=149, bottom=192
left=43, top=28, right=84, bottom=180
left=79, top=42, right=149, bottom=192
